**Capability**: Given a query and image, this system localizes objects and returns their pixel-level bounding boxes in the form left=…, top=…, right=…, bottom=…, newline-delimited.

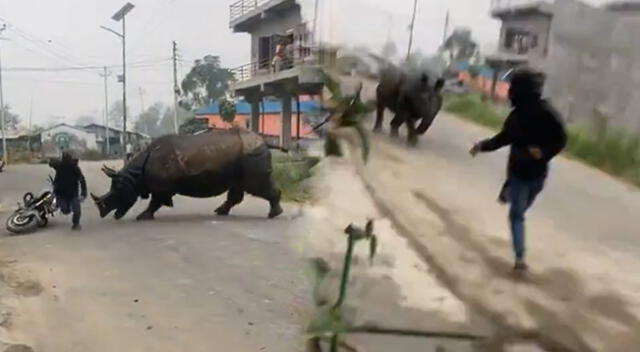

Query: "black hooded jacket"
left=49, top=155, right=87, bottom=200
left=479, top=99, right=567, bottom=180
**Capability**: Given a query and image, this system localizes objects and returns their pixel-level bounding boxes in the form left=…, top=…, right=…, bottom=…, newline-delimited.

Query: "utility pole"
left=138, top=86, right=146, bottom=112
left=27, top=94, right=33, bottom=152
left=386, top=13, right=393, bottom=43
left=442, top=9, right=450, bottom=47
left=138, top=86, right=148, bottom=135
left=100, top=66, right=111, bottom=156
left=406, top=0, right=418, bottom=61
left=121, top=14, right=128, bottom=158
left=172, top=41, right=179, bottom=134
left=0, top=24, right=7, bottom=164
left=104, top=2, right=135, bottom=161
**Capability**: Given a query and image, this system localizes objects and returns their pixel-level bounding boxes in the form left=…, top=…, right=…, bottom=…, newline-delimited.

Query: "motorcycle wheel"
left=6, top=211, right=39, bottom=234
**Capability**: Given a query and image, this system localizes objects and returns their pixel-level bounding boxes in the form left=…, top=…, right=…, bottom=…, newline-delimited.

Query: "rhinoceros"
left=91, top=128, right=283, bottom=221
left=370, top=55, right=444, bottom=146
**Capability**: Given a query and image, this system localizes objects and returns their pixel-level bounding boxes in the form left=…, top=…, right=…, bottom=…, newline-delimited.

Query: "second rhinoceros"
left=371, top=55, right=444, bottom=146
left=91, top=128, right=283, bottom=221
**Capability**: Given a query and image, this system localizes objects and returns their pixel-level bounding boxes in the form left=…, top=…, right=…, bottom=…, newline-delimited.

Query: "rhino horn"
left=90, top=193, right=101, bottom=203
left=101, top=165, right=117, bottom=178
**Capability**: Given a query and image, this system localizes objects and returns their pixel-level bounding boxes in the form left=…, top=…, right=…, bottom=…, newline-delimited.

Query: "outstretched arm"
left=77, top=166, right=87, bottom=198
left=479, top=113, right=516, bottom=152
left=470, top=113, right=515, bottom=156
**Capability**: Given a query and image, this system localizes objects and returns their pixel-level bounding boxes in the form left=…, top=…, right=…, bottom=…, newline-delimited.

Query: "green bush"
left=443, top=93, right=640, bottom=187
left=271, top=152, right=320, bottom=203
left=443, top=93, right=504, bottom=130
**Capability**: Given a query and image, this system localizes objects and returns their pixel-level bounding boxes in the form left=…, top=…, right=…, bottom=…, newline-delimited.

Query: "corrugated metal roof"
left=195, top=99, right=321, bottom=116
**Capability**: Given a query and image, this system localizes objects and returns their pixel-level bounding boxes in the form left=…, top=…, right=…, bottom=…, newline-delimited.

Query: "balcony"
left=490, top=0, right=554, bottom=18
left=230, top=46, right=335, bottom=95
left=229, top=0, right=296, bottom=31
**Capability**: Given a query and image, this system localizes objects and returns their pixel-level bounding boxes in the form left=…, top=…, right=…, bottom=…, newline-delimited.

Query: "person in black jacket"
left=470, top=69, right=567, bottom=272
left=49, top=151, right=87, bottom=230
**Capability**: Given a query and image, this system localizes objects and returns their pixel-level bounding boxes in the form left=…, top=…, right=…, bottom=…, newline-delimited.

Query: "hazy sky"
left=0, top=0, right=609, bottom=128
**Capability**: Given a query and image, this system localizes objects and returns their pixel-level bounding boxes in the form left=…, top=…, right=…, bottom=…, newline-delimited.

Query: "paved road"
left=346, top=75, right=640, bottom=262
left=354, top=99, right=640, bottom=350
left=339, top=73, right=640, bottom=350
left=374, top=112, right=640, bottom=263
left=0, top=162, right=310, bottom=352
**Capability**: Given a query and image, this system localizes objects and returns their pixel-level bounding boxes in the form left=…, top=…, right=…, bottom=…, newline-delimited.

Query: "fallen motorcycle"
left=6, top=176, right=58, bottom=234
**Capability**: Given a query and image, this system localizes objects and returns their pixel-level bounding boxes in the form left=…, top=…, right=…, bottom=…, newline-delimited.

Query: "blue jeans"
left=509, top=176, right=545, bottom=261
left=58, top=196, right=81, bottom=226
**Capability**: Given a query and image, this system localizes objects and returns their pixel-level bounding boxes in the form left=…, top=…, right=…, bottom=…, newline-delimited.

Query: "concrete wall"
left=544, top=0, right=640, bottom=134
left=249, top=8, right=302, bottom=63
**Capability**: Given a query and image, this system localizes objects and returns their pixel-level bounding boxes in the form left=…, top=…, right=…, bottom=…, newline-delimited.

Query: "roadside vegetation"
left=444, top=93, right=640, bottom=187
left=271, top=151, right=320, bottom=203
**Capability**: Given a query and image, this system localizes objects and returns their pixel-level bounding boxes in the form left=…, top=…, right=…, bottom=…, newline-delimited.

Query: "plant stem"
left=330, top=334, right=339, bottom=352
left=334, top=235, right=354, bottom=310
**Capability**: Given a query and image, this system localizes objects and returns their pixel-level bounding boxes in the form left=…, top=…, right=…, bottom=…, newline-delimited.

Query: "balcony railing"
left=229, top=0, right=272, bottom=23
left=490, top=0, right=553, bottom=12
left=231, top=46, right=331, bottom=84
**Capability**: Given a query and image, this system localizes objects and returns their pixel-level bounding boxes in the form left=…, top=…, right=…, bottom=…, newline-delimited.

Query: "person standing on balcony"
left=469, top=69, right=567, bottom=273
left=284, top=37, right=294, bottom=69
left=272, top=38, right=287, bottom=73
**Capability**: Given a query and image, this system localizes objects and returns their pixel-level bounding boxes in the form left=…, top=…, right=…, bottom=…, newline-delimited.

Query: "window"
left=504, top=28, right=538, bottom=54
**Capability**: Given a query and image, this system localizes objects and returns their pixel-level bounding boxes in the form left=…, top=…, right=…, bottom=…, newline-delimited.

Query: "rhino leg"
left=136, top=195, right=165, bottom=221
left=406, top=117, right=419, bottom=147
left=389, top=113, right=404, bottom=138
left=245, top=173, right=282, bottom=219
left=215, top=187, right=245, bottom=216
left=373, top=89, right=385, bottom=133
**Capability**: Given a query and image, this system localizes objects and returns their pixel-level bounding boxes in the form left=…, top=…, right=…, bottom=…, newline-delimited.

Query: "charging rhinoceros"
left=371, top=56, right=444, bottom=146
left=91, top=128, right=283, bottom=221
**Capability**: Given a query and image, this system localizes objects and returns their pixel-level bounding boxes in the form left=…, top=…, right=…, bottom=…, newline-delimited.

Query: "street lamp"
left=0, top=24, right=8, bottom=164
left=101, top=2, right=134, bottom=161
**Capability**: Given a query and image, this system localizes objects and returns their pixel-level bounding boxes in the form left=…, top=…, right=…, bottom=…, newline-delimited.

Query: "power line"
left=0, top=17, right=101, bottom=67
left=2, top=77, right=102, bottom=86
left=2, top=58, right=172, bottom=72
left=11, top=27, right=89, bottom=67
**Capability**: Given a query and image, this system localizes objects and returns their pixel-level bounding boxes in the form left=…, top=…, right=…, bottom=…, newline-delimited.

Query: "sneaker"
left=71, top=224, right=82, bottom=231
left=513, top=260, right=529, bottom=272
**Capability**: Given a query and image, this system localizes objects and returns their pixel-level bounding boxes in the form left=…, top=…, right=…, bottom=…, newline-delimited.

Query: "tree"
left=1, top=105, right=21, bottom=131
left=381, top=41, right=397, bottom=59
left=442, top=27, right=479, bottom=62
left=108, top=100, right=128, bottom=129
left=180, top=55, right=235, bottom=109
left=134, top=102, right=164, bottom=137
left=178, top=118, right=208, bottom=135
left=75, top=114, right=97, bottom=127
left=219, top=98, right=236, bottom=124
left=160, top=106, right=194, bottom=135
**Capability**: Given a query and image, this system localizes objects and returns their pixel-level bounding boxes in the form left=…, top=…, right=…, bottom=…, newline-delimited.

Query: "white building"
left=40, top=123, right=98, bottom=157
